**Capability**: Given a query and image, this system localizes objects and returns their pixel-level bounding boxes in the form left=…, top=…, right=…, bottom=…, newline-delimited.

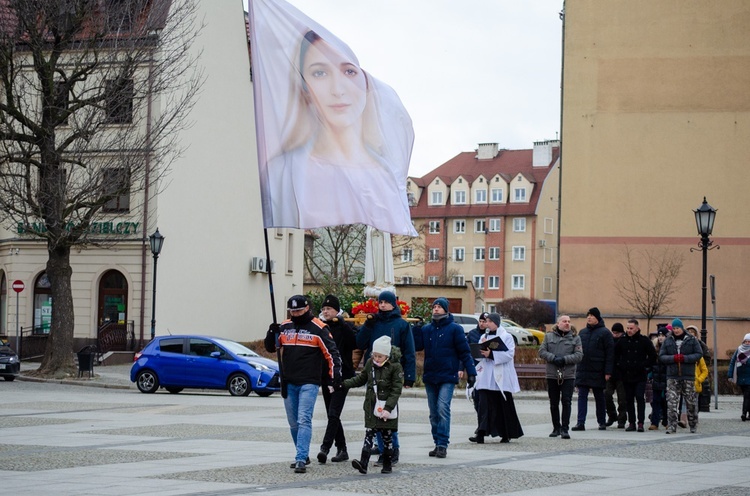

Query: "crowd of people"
left=266, top=294, right=748, bottom=475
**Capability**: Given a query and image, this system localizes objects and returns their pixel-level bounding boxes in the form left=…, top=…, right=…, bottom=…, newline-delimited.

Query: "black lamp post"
left=149, top=228, right=165, bottom=341
left=692, top=197, right=717, bottom=412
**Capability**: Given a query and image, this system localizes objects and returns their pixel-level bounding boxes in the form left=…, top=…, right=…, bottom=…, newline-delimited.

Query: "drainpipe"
left=555, top=2, right=566, bottom=320
left=139, top=56, right=155, bottom=349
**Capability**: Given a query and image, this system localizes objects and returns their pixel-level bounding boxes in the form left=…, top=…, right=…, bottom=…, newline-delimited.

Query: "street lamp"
left=692, top=197, right=717, bottom=412
left=149, top=228, right=165, bottom=341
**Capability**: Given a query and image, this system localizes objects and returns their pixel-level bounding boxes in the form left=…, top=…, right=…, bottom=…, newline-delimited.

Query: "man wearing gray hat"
left=265, top=295, right=342, bottom=473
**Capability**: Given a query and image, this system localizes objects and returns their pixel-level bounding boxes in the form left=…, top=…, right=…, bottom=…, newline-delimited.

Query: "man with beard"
left=572, top=307, right=614, bottom=431
left=265, top=295, right=342, bottom=473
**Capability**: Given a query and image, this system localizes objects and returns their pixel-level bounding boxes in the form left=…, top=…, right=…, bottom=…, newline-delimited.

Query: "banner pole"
left=263, top=228, right=285, bottom=397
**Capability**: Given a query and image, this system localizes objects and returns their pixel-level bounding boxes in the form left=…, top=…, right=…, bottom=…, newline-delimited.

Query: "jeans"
left=547, top=378, right=575, bottom=429
left=576, top=386, right=606, bottom=426
left=425, top=382, right=455, bottom=448
left=624, top=380, right=647, bottom=425
left=284, top=383, right=319, bottom=462
left=321, top=385, right=349, bottom=451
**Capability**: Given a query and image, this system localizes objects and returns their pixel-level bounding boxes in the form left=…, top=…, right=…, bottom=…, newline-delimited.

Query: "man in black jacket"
left=572, top=307, right=614, bottom=431
left=614, top=319, right=657, bottom=432
left=265, top=295, right=342, bottom=474
left=316, top=295, right=356, bottom=464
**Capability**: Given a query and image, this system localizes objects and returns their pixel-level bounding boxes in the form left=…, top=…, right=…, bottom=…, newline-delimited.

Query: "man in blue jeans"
left=265, top=295, right=342, bottom=473
left=413, top=298, right=476, bottom=458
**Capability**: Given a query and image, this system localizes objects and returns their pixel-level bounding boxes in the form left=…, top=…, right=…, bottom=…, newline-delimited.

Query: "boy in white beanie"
left=343, top=335, right=403, bottom=474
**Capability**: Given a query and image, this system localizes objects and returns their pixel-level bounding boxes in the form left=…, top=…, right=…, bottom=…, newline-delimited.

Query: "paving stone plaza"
left=1, top=364, right=749, bottom=495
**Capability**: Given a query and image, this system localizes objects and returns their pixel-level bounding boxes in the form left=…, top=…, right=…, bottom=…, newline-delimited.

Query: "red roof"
left=408, top=146, right=559, bottom=218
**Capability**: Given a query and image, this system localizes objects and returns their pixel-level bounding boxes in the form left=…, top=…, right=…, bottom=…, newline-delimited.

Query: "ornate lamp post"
left=692, top=198, right=717, bottom=412
left=149, top=228, right=165, bottom=341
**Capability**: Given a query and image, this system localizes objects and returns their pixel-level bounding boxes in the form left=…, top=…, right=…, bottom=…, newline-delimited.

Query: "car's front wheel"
left=228, top=373, right=251, bottom=396
left=136, top=370, right=160, bottom=393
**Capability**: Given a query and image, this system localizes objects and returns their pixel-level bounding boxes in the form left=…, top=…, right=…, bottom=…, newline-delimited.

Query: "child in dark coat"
left=343, top=335, right=403, bottom=474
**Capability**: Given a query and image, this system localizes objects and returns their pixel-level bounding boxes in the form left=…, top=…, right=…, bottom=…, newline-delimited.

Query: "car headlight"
left=250, top=362, right=271, bottom=372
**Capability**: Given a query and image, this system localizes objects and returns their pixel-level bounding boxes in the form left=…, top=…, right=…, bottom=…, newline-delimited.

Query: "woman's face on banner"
left=302, top=40, right=367, bottom=130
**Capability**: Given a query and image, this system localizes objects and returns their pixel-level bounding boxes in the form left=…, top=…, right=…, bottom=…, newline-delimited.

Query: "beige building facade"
left=559, top=0, right=750, bottom=355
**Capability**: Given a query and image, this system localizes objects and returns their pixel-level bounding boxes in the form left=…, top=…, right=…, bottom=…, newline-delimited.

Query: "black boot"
left=381, top=449, right=393, bottom=474
left=351, top=450, right=370, bottom=474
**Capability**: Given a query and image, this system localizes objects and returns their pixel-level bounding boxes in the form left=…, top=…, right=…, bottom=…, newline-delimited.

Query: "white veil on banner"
left=249, top=0, right=417, bottom=236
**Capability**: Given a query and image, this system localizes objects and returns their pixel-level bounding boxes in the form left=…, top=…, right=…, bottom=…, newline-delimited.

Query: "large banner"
left=248, top=0, right=417, bottom=236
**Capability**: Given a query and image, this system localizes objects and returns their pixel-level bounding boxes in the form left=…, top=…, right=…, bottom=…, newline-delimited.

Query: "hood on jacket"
left=552, top=324, right=578, bottom=336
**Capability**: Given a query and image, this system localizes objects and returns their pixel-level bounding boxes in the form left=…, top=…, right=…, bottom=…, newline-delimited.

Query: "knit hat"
left=672, top=318, right=684, bottom=330
left=432, top=297, right=449, bottom=313
left=611, top=322, right=624, bottom=334
left=321, top=294, right=340, bottom=312
left=487, top=313, right=501, bottom=327
left=378, top=290, right=397, bottom=307
left=587, top=307, right=602, bottom=322
left=372, top=335, right=391, bottom=356
left=657, top=327, right=670, bottom=337
left=287, top=295, right=309, bottom=310
left=478, top=312, right=489, bottom=321
left=743, top=333, right=750, bottom=342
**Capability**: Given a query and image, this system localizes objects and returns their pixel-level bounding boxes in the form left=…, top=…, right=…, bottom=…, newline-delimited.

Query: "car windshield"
left=215, top=338, right=260, bottom=357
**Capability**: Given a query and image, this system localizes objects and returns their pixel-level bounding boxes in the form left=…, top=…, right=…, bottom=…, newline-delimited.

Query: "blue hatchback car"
left=131, top=335, right=280, bottom=396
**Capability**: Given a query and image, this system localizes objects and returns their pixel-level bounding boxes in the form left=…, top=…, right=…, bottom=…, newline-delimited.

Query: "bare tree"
left=304, top=225, right=368, bottom=284
left=615, top=245, right=685, bottom=332
left=0, top=0, right=204, bottom=375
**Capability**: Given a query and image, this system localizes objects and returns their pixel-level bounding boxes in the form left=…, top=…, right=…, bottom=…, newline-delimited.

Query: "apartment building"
left=396, top=140, right=560, bottom=313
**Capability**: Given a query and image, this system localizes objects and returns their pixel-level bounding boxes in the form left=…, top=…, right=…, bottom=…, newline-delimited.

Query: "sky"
left=244, top=0, right=564, bottom=178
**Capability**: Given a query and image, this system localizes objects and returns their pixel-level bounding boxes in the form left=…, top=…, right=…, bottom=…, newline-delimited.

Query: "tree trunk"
left=38, top=245, right=76, bottom=375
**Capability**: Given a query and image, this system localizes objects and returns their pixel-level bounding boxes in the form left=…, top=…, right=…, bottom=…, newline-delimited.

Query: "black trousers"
left=547, top=378, right=575, bottom=429
left=321, top=385, right=349, bottom=451
left=605, top=378, right=627, bottom=424
left=623, top=380, right=647, bottom=425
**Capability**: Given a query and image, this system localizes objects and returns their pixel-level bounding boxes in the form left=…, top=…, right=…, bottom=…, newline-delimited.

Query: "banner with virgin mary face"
left=248, top=0, right=417, bottom=236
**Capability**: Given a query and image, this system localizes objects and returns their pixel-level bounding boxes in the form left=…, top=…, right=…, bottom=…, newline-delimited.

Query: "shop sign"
left=17, top=221, right=141, bottom=236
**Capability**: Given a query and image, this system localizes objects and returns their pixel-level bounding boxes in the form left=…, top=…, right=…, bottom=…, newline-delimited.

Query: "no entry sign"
left=12, top=280, right=24, bottom=293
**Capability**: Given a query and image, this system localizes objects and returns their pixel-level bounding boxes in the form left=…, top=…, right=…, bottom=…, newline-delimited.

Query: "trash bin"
left=77, top=345, right=97, bottom=378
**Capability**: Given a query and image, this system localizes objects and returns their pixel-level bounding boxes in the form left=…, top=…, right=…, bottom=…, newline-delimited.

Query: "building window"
left=473, top=275, right=485, bottom=289
left=544, top=247, right=554, bottom=264
left=488, top=276, right=500, bottom=289
left=489, top=218, right=501, bottom=232
left=512, top=275, right=525, bottom=290
left=54, top=81, right=70, bottom=125
left=474, top=247, right=485, bottom=261
left=428, top=276, right=439, bottom=285
left=401, top=276, right=413, bottom=285
left=491, top=188, right=504, bottom=203
left=102, top=167, right=131, bottom=213
left=452, top=275, right=465, bottom=286
left=513, top=218, right=526, bottom=232
left=106, top=0, right=142, bottom=32
left=33, top=272, right=52, bottom=333
left=430, top=191, right=443, bottom=205
left=475, top=219, right=486, bottom=233
left=429, top=248, right=440, bottom=262
left=513, top=187, right=527, bottom=202
left=475, top=189, right=487, bottom=203
left=429, top=220, right=441, bottom=234
left=402, top=248, right=413, bottom=262
left=453, top=247, right=465, bottom=262
left=488, top=247, right=500, bottom=260
left=105, top=77, right=134, bottom=124
left=454, top=219, right=465, bottom=233
left=543, top=277, right=553, bottom=293
left=454, top=190, right=466, bottom=204
left=544, top=217, right=554, bottom=234
left=512, top=246, right=526, bottom=261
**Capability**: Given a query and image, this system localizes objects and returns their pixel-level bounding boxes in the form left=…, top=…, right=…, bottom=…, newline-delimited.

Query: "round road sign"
left=12, top=280, right=25, bottom=293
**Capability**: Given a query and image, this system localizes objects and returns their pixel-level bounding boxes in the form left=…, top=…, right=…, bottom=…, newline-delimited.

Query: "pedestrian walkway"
left=2, top=363, right=748, bottom=496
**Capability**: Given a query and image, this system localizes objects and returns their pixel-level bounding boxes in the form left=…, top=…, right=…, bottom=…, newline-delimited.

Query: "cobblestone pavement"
left=1, top=364, right=748, bottom=495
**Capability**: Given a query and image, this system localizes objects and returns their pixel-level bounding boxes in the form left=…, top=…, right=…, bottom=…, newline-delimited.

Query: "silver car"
left=452, top=314, right=535, bottom=346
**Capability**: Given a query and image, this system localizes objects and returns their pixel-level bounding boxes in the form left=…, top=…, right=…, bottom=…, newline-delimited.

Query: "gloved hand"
left=553, top=356, right=566, bottom=367
left=268, top=323, right=281, bottom=334
left=674, top=353, right=684, bottom=363
left=404, top=380, right=414, bottom=388
left=333, top=376, right=343, bottom=391
left=380, top=409, right=391, bottom=420
left=467, top=375, right=476, bottom=388
left=364, top=314, right=375, bottom=328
